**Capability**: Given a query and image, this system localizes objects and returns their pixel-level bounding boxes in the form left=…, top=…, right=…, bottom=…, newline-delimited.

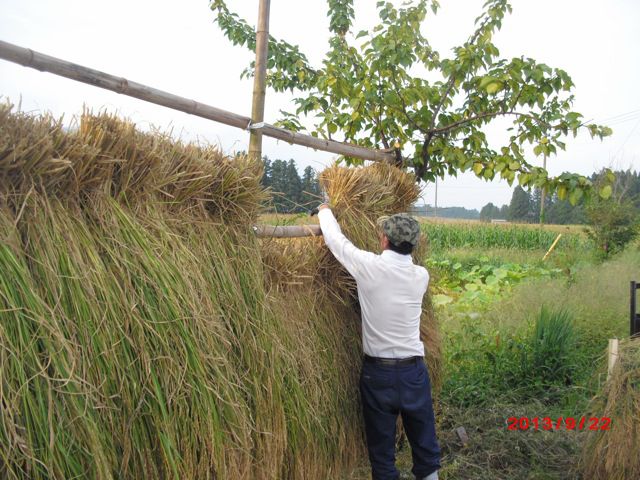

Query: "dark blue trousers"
left=360, top=358, right=441, bottom=480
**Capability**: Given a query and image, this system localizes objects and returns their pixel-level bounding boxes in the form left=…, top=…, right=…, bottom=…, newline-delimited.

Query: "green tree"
left=586, top=170, right=639, bottom=257
left=261, top=158, right=317, bottom=212
left=479, top=202, right=500, bottom=222
left=268, top=159, right=289, bottom=212
left=301, top=166, right=321, bottom=208
left=211, top=0, right=613, bottom=201
left=530, top=187, right=553, bottom=223
left=261, top=156, right=272, bottom=188
left=285, top=159, right=303, bottom=209
left=546, top=193, right=585, bottom=225
left=508, top=185, right=531, bottom=221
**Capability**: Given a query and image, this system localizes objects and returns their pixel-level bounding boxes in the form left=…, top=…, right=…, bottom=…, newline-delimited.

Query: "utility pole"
left=248, top=0, right=271, bottom=161
left=539, top=153, right=547, bottom=224
left=434, top=177, right=438, bottom=218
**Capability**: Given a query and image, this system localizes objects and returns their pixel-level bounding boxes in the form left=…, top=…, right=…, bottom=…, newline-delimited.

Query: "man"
left=317, top=204, right=440, bottom=480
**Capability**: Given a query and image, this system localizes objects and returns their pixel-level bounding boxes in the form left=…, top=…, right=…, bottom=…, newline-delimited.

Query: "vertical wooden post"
left=607, top=338, right=619, bottom=380
left=631, top=281, right=638, bottom=337
left=249, top=0, right=271, bottom=161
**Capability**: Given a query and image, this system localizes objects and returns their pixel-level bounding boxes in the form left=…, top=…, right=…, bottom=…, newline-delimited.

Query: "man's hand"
left=310, top=203, right=330, bottom=216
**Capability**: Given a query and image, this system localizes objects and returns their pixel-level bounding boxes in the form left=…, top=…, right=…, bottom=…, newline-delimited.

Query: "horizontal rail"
left=250, top=122, right=395, bottom=162
left=0, top=40, right=396, bottom=163
left=253, top=224, right=322, bottom=238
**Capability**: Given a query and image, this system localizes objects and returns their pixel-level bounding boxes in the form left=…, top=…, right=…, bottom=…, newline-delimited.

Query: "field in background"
left=422, top=221, right=589, bottom=254
left=259, top=213, right=590, bottom=254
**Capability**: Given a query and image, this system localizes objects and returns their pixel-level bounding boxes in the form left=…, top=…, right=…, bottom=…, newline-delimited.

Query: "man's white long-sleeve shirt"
left=318, top=208, right=428, bottom=358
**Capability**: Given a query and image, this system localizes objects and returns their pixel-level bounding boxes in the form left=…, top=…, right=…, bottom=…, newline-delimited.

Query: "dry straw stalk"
left=0, top=104, right=441, bottom=479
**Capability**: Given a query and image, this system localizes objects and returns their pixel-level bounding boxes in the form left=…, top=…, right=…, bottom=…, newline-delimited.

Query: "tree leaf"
left=485, top=81, right=503, bottom=94
left=557, top=186, right=568, bottom=200
left=432, top=294, right=453, bottom=306
left=599, top=184, right=612, bottom=200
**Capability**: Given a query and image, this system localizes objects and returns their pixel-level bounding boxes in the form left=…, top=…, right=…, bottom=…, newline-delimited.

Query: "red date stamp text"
left=506, top=416, right=610, bottom=431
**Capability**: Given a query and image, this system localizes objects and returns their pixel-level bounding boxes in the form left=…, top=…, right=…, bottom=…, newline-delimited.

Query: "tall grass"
left=440, top=246, right=638, bottom=410
left=525, top=307, right=577, bottom=386
left=483, top=248, right=637, bottom=347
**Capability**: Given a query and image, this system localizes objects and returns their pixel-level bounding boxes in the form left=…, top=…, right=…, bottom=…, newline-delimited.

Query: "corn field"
left=422, top=222, right=590, bottom=253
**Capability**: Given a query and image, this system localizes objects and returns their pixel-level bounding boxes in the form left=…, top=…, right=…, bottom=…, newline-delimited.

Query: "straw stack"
left=580, top=339, right=640, bottom=479
left=0, top=104, right=441, bottom=479
left=318, top=163, right=442, bottom=390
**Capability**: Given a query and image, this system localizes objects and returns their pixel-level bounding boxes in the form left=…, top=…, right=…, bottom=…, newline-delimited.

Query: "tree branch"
left=428, top=77, right=456, bottom=132
left=374, top=109, right=390, bottom=150
left=414, top=133, right=434, bottom=180
left=426, top=4, right=501, bottom=134
left=430, top=111, right=549, bottom=135
left=390, top=68, right=429, bottom=135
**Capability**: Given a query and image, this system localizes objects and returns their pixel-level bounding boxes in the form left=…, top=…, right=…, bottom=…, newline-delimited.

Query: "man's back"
left=352, top=249, right=428, bottom=358
left=317, top=207, right=441, bottom=480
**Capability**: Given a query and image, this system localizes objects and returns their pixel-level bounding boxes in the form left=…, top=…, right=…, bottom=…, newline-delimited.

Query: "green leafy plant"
left=211, top=0, right=613, bottom=200
left=523, top=307, right=578, bottom=387
left=428, top=256, right=561, bottom=308
left=442, top=305, right=582, bottom=407
left=422, top=221, right=589, bottom=253
left=443, top=319, right=531, bottom=406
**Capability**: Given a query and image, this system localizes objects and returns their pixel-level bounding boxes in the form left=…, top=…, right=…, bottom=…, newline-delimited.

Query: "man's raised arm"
left=317, top=205, right=376, bottom=280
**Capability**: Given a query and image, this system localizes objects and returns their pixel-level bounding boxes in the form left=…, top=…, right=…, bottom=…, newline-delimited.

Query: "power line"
left=596, top=107, right=640, bottom=123
left=606, top=113, right=640, bottom=127
left=613, top=117, right=640, bottom=159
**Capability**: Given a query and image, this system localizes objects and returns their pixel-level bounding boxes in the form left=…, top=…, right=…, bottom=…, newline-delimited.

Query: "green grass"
left=438, top=249, right=638, bottom=407
left=483, top=248, right=636, bottom=343
left=414, top=246, right=640, bottom=479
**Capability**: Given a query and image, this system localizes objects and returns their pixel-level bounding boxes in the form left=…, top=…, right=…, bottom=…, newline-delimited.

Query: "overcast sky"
left=1, top=0, right=639, bottom=209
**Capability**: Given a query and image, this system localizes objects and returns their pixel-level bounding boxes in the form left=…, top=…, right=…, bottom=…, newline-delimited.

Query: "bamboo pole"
left=542, top=233, right=562, bottom=261
left=253, top=225, right=322, bottom=238
left=251, top=123, right=395, bottom=162
left=248, top=0, right=270, bottom=161
left=0, top=40, right=395, bottom=163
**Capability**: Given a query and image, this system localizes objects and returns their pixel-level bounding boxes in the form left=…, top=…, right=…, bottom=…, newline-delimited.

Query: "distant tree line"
left=262, top=161, right=640, bottom=230
left=261, top=157, right=321, bottom=213
left=480, top=170, right=640, bottom=224
left=411, top=205, right=480, bottom=220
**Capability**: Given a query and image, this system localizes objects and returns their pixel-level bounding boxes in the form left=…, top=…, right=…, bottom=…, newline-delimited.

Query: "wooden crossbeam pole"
left=0, top=40, right=395, bottom=163
left=253, top=225, right=322, bottom=238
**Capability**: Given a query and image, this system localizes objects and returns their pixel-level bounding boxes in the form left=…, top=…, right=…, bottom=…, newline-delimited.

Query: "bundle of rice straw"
left=580, top=338, right=640, bottom=479
left=319, top=163, right=442, bottom=391
left=0, top=103, right=441, bottom=479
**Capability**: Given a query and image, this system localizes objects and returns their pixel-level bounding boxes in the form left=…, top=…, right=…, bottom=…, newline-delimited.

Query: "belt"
left=364, top=354, right=423, bottom=366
